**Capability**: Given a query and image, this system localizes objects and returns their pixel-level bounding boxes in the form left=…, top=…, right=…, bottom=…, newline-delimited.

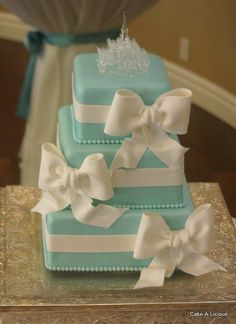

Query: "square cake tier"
left=58, top=106, right=185, bottom=207
left=43, top=183, right=194, bottom=271
left=72, top=53, right=171, bottom=142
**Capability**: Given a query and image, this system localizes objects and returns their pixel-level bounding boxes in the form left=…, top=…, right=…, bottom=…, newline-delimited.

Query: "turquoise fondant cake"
left=33, top=51, right=224, bottom=288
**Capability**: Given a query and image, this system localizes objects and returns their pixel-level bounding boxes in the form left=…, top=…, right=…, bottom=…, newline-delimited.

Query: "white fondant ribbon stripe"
left=32, top=143, right=127, bottom=228
left=74, top=102, right=109, bottom=123
left=72, top=75, right=110, bottom=123
left=112, top=166, right=184, bottom=187
left=104, top=89, right=192, bottom=172
left=44, top=219, right=136, bottom=253
left=133, top=204, right=226, bottom=289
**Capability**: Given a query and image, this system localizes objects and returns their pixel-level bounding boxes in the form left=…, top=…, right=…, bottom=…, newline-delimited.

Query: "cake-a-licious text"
left=190, top=311, right=228, bottom=317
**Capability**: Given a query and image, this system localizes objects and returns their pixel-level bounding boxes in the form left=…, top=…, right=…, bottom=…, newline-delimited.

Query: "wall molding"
left=0, top=11, right=235, bottom=129
left=164, top=60, right=236, bottom=129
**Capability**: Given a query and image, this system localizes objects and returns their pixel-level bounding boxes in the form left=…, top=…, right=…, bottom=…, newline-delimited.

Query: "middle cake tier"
left=58, top=106, right=186, bottom=208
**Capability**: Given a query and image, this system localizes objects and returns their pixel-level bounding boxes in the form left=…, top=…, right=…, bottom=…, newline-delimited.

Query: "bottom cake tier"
left=42, top=183, right=194, bottom=271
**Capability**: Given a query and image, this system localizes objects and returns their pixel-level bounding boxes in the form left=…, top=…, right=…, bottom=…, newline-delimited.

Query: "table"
left=0, top=183, right=236, bottom=323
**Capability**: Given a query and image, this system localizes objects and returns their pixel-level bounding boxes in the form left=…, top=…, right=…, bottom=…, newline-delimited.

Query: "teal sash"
left=17, top=29, right=120, bottom=118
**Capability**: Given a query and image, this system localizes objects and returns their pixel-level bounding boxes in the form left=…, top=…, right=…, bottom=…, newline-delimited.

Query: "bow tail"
left=32, top=191, right=70, bottom=216
left=146, top=126, right=188, bottom=169
left=178, top=250, right=226, bottom=276
left=110, top=131, right=146, bottom=174
left=150, top=255, right=177, bottom=278
left=134, top=267, right=166, bottom=289
left=134, top=257, right=176, bottom=289
left=70, top=190, right=127, bottom=228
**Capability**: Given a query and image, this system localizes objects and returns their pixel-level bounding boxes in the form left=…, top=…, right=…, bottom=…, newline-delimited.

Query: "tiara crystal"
left=97, top=12, right=149, bottom=77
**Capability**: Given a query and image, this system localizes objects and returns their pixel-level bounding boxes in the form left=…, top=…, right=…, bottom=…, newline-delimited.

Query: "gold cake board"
left=0, top=183, right=236, bottom=323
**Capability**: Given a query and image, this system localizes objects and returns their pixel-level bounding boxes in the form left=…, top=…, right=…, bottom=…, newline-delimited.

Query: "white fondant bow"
left=104, top=88, right=192, bottom=173
left=32, top=143, right=126, bottom=228
left=133, top=204, right=226, bottom=289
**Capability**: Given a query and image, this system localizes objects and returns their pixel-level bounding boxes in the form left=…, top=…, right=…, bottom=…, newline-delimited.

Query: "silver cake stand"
left=0, top=183, right=236, bottom=323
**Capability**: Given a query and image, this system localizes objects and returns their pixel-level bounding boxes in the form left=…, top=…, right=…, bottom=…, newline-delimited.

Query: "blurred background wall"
left=1, top=0, right=235, bottom=127
left=129, top=0, right=236, bottom=95
left=1, top=0, right=236, bottom=93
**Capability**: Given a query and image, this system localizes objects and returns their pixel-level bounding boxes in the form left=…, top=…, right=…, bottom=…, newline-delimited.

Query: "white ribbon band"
left=112, top=166, right=184, bottom=187
left=74, top=102, right=109, bottom=123
left=32, top=143, right=127, bottom=228
left=133, top=204, right=226, bottom=289
left=73, top=102, right=110, bottom=124
left=44, top=219, right=136, bottom=253
left=73, top=81, right=109, bottom=123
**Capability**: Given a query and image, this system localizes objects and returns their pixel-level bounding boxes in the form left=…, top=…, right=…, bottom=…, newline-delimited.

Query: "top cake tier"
left=72, top=53, right=171, bottom=143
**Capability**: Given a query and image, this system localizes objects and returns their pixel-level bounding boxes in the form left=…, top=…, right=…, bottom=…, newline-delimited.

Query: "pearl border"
left=46, top=262, right=142, bottom=272
left=112, top=202, right=185, bottom=209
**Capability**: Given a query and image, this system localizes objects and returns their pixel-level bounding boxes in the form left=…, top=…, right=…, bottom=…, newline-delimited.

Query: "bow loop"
left=157, top=88, right=192, bottom=133
left=104, top=89, right=143, bottom=136
left=79, top=153, right=113, bottom=200
left=32, top=143, right=127, bottom=228
left=38, top=143, right=67, bottom=192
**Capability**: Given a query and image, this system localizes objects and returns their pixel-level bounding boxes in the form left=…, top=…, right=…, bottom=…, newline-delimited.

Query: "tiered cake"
left=33, top=52, right=224, bottom=288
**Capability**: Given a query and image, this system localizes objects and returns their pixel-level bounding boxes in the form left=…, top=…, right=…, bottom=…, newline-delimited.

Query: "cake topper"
left=97, top=12, right=149, bottom=76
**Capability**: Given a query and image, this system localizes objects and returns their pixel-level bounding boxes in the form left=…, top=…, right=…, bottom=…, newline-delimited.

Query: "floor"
left=0, top=38, right=236, bottom=218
